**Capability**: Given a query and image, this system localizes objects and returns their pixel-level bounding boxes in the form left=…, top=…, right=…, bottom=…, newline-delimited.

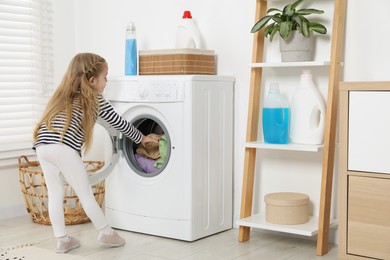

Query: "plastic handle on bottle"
left=309, top=106, right=324, bottom=130
left=308, top=88, right=325, bottom=136
left=176, top=23, right=201, bottom=48
left=188, top=30, right=200, bottom=48
left=183, top=26, right=200, bottom=48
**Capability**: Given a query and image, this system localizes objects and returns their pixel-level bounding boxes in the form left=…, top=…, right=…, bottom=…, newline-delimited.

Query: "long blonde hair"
left=34, top=53, right=107, bottom=152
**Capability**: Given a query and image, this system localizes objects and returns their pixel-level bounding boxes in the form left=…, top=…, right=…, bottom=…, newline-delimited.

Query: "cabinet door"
left=348, top=91, right=390, bottom=174
left=348, top=175, right=390, bottom=258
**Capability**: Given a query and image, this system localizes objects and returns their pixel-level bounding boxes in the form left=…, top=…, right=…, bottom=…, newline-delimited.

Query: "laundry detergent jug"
left=175, top=10, right=202, bottom=49
left=262, top=83, right=290, bottom=144
left=290, top=70, right=326, bottom=145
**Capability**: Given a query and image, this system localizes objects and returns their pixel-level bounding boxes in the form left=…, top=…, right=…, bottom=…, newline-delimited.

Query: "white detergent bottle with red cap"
left=175, top=10, right=202, bottom=49
left=290, top=70, right=326, bottom=145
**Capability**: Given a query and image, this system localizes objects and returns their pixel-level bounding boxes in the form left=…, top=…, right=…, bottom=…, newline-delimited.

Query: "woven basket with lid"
left=264, top=192, right=309, bottom=225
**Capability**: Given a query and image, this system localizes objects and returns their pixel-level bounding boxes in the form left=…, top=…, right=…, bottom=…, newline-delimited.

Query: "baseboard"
left=0, top=204, right=28, bottom=221
left=233, top=213, right=241, bottom=229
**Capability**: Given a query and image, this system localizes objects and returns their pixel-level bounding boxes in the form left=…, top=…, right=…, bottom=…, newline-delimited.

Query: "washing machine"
left=92, top=75, right=234, bottom=241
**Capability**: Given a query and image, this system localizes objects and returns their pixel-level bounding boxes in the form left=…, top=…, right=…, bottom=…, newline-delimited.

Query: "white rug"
left=0, top=244, right=86, bottom=260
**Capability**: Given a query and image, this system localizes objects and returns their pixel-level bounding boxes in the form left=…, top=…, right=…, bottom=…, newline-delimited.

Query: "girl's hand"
left=141, top=135, right=160, bottom=146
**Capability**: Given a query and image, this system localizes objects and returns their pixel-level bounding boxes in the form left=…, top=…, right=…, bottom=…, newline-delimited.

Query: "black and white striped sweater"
left=33, top=94, right=142, bottom=155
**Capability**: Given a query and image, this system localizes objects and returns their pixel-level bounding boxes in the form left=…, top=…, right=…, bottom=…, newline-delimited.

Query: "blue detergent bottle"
left=262, top=83, right=290, bottom=144
left=125, top=22, right=137, bottom=75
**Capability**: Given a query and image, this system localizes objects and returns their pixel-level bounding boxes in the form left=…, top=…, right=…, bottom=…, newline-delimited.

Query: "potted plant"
left=251, top=0, right=327, bottom=62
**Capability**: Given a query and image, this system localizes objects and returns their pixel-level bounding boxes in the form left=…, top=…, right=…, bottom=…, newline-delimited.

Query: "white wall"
left=344, top=0, right=390, bottom=81
left=52, top=0, right=76, bottom=85
left=0, top=167, right=27, bottom=219
left=2, top=1, right=390, bottom=246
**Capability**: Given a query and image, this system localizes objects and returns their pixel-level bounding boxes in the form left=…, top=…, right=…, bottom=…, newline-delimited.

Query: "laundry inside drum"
left=122, top=117, right=171, bottom=177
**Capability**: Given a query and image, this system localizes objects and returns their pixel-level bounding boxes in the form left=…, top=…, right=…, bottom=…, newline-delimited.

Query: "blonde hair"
left=34, top=53, right=107, bottom=152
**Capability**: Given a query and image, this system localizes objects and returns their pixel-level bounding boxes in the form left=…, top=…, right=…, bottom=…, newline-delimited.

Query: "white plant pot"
left=279, top=31, right=313, bottom=62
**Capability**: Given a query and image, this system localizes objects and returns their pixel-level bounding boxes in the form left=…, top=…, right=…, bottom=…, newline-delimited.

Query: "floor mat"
left=0, top=244, right=86, bottom=260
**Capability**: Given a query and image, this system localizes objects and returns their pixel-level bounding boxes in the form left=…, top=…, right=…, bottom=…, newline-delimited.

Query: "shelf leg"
left=316, top=0, right=347, bottom=255
left=238, top=0, right=266, bottom=243
left=238, top=226, right=251, bottom=242
left=238, top=148, right=257, bottom=242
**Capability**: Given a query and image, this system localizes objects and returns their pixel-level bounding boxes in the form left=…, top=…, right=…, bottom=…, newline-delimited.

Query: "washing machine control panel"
left=106, top=77, right=185, bottom=103
left=138, top=81, right=184, bottom=102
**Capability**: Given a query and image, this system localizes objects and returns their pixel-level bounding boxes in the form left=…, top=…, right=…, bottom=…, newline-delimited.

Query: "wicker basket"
left=18, top=156, right=105, bottom=225
left=139, top=49, right=216, bottom=75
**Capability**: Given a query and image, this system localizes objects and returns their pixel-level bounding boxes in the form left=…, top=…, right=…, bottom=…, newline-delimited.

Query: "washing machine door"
left=87, top=119, right=120, bottom=186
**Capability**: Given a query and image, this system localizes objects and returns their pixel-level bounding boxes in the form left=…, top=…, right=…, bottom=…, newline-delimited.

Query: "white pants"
left=36, top=143, right=108, bottom=238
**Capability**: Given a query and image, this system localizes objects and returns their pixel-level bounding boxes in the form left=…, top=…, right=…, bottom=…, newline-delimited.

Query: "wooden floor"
left=0, top=215, right=338, bottom=260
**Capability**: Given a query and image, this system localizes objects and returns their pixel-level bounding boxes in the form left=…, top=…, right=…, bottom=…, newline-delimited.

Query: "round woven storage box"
left=18, top=156, right=105, bottom=225
left=265, top=192, right=309, bottom=225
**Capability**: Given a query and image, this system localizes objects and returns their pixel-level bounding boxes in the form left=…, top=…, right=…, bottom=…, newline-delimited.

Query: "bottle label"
left=125, top=39, right=137, bottom=75
left=262, top=108, right=290, bottom=144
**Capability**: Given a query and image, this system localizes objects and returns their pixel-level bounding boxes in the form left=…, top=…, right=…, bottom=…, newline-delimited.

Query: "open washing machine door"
left=120, top=115, right=171, bottom=178
left=86, top=113, right=171, bottom=185
left=87, top=119, right=120, bottom=186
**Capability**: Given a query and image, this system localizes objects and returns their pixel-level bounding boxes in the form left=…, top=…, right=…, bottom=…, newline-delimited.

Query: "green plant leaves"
left=251, top=15, right=273, bottom=33
left=264, top=23, right=274, bottom=36
left=264, top=23, right=281, bottom=42
left=269, top=24, right=280, bottom=42
left=296, top=9, right=325, bottom=15
left=283, top=4, right=295, bottom=17
left=292, top=16, right=302, bottom=29
left=271, top=13, right=283, bottom=24
left=250, top=0, right=327, bottom=41
left=301, top=20, right=310, bottom=37
left=280, top=21, right=292, bottom=40
left=267, top=8, right=282, bottom=14
left=309, top=22, right=327, bottom=34
left=291, top=0, right=304, bottom=10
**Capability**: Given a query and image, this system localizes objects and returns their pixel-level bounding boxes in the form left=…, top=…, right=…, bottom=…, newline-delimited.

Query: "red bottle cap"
left=182, top=10, right=192, bottom=19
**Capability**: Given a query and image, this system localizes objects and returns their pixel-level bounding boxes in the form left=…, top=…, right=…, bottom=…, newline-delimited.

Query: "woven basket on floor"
left=18, top=155, right=105, bottom=225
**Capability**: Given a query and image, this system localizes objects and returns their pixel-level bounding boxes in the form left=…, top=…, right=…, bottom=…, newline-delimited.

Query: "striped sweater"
left=33, top=94, right=143, bottom=155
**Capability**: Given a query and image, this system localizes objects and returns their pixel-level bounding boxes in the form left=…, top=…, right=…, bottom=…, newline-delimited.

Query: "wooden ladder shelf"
left=237, top=0, right=347, bottom=256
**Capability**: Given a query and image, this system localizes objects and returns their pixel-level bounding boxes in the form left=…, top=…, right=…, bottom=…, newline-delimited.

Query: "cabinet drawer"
left=348, top=175, right=390, bottom=258
left=348, top=91, right=390, bottom=174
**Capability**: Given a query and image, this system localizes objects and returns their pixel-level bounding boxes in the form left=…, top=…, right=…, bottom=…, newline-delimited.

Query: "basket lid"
left=139, top=48, right=215, bottom=56
left=264, top=192, right=309, bottom=206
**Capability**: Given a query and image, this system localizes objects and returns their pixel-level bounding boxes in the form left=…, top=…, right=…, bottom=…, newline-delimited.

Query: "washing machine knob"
left=139, top=88, right=149, bottom=98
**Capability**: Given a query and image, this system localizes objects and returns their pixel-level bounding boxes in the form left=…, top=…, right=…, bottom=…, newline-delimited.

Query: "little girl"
left=33, top=53, right=158, bottom=253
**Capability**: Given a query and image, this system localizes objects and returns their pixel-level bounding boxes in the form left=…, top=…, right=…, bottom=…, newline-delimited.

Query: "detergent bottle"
left=175, top=10, right=202, bottom=49
left=262, top=83, right=290, bottom=144
left=125, top=22, right=137, bottom=75
left=290, top=70, right=326, bottom=144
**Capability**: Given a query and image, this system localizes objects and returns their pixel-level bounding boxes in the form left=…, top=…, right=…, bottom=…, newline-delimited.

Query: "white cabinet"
left=339, top=82, right=390, bottom=260
left=348, top=91, right=390, bottom=174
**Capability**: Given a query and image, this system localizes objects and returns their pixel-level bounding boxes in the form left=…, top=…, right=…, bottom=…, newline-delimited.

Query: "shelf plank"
left=250, top=61, right=331, bottom=68
left=236, top=213, right=338, bottom=237
left=245, top=141, right=323, bottom=152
